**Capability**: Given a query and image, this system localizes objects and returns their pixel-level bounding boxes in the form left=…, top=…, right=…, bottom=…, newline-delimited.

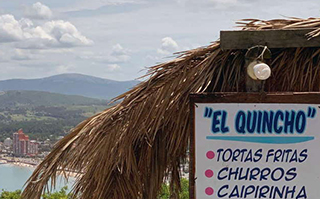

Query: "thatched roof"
left=22, top=17, right=320, bottom=199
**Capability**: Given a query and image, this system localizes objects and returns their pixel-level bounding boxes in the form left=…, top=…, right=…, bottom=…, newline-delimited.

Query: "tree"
left=0, top=190, right=21, bottom=199
left=159, top=183, right=170, bottom=199
left=158, top=178, right=189, bottom=199
left=0, top=180, right=189, bottom=199
left=179, top=178, right=189, bottom=199
left=42, top=187, right=71, bottom=199
left=0, top=187, right=72, bottom=199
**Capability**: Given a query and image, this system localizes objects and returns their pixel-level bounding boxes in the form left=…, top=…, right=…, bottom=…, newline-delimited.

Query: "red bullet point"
left=206, top=151, right=215, bottom=159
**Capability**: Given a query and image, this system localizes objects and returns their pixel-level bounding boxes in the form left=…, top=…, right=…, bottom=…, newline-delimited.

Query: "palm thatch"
left=22, top=17, right=320, bottom=199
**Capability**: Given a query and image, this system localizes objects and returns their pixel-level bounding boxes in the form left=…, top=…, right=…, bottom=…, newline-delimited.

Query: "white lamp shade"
left=247, top=61, right=271, bottom=80
left=253, top=63, right=271, bottom=80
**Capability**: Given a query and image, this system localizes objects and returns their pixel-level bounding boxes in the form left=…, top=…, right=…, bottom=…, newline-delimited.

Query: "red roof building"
left=13, top=129, right=30, bottom=156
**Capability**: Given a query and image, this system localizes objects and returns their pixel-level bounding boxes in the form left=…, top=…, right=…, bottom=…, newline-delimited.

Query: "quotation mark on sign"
left=307, top=106, right=316, bottom=118
left=204, top=107, right=213, bottom=118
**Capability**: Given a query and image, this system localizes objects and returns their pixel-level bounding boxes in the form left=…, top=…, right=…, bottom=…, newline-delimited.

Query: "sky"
left=0, top=0, right=319, bottom=81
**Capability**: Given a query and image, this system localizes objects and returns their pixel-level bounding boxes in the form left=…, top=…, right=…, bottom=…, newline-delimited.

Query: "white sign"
left=194, top=103, right=320, bottom=199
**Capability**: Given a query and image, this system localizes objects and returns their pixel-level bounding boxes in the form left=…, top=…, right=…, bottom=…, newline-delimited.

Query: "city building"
left=13, top=129, right=30, bottom=156
left=4, top=138, right=12, bottom=149
left=29, top=140, right=39, bottom=155
left=12, top=129, right=39, bottom=156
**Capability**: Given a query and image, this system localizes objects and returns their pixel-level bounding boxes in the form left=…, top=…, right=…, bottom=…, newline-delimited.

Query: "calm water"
left=0, top=164, right=75, bottom=192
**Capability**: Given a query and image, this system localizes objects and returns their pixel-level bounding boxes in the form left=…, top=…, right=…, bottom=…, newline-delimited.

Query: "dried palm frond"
left=22, top=17, right=320, bottom=199
left=237, top=17, right=320, bottom=39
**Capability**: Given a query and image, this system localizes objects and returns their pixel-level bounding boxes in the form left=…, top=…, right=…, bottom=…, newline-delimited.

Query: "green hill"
left=0, top=90, right=110, bottom=142
left=0, top=73, right=139, bottom=99
left=0, top=90, right=105, bottom=108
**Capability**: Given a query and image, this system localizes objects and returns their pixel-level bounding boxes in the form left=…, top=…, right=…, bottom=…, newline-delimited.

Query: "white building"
left=29, top=140, right=39, bottom=155
left=4, top=138, right=12, bottom=149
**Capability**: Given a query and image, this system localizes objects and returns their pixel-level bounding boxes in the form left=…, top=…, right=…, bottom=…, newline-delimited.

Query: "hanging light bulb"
left=247, top=61, right=271, bottom=80
left=253, top=63, right=271, bottom=80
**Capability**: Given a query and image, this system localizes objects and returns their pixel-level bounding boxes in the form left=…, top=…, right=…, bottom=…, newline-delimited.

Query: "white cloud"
left=11, top=49, right=38, bottom=60
left=79, top=44, right=130, bottom=63
left=109, top=44, right=130, bottom=62
left=107, top=64, right=121, bottom=71
left=157, top=37, right=179, bottom=55
left=111, top=44, right=128, bottom=56
left=24, top=2, right=53, bottom=19
left=18, top=20, right=94, bottom=49
left=0, top=15, right=25, bottom=42
left=0, top=14, right=93, bottom=49
left=19, top=18, right=34, bottom=29
left=2, top=0, right=318, bottom=82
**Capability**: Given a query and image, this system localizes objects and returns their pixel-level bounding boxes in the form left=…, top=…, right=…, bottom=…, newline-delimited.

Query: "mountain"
left=0, top=90, right=105, bottom=108
left=0, top=90, right=110, bottom=142
left=0, top=73, right=139, bottom=99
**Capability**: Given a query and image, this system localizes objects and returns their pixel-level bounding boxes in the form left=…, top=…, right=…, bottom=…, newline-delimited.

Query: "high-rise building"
left=29, top=140, right=39, bottom=155
left=13, top=129, right=29, bottom=156
left=12, top=129, right=39, bottom=156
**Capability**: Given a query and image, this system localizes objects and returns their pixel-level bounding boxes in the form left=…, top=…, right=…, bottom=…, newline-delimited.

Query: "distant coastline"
left=0, top=157, right=79, bottom=178
left=10, top=161, right=36, bottom=168
left=0, top=157, right=39, bottom=167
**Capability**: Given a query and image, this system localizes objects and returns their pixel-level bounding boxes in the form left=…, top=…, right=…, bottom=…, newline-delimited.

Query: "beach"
left=0, top=155, right=79, bottom=183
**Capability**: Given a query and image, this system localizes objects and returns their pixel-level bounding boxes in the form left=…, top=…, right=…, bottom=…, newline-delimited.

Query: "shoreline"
left=0, top=159, right=79, bottom=178
left=0, top=164, right=76, bottom=192
left=10, top=161, right=36, bottom=168
left=0, top=157, right=38, bottom=168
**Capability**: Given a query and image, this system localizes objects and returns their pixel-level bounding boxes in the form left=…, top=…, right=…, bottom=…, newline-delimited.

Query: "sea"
left=0, top=164, right=75, bottom=192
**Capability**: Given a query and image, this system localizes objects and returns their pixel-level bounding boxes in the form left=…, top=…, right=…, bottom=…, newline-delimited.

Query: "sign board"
left=190, top=93, right=320, bottom=199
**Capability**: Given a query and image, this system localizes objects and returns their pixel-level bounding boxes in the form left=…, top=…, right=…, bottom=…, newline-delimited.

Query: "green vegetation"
left=0, top=190, right=21, bottom=199
left=0, top=180, right=189, bottom=199
left=0, top=91, right=111, bottom=142
left=0, top=91, right=105, bottom=108
left=159, top=178, right=189, bottom=199
left=42, top=187, right=73, bottom=199
left=0, top=187, right=72, bottom=199
left=0, top=104, right=109, bottom=142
